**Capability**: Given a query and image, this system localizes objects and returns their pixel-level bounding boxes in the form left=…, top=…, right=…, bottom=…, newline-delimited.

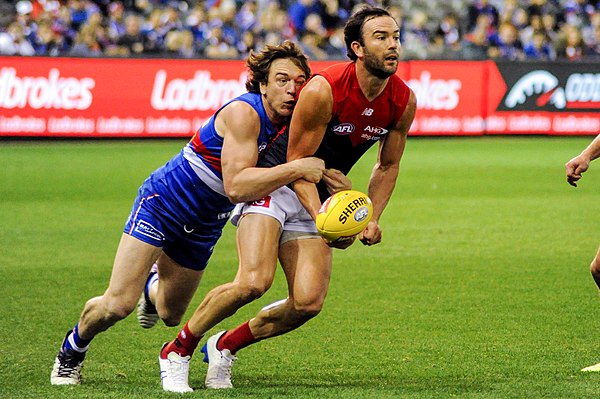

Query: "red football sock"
left=217, top=321, right=259, bottom=354
left=160, top=322, right=201, bottom=359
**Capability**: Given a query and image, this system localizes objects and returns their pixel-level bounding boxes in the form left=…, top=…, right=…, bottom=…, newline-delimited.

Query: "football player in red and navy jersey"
left=160, top=6, right=417, bottom=391
left=50, top=41, right=325, bottom=391
left=288, top=11, right=417, bottom=247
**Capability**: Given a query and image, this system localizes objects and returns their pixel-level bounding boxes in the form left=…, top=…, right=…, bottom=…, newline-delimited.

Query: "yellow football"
left=315, top=190, right=373, bottom=241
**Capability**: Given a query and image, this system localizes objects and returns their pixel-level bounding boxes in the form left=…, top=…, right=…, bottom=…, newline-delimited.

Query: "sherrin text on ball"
left=315, top=190, right=373, bottom=241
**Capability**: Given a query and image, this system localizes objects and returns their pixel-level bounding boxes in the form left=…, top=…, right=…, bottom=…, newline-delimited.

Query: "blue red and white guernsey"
left=124, top=92, right=278, bottom=271
left=259, top=62, right=411, bottom=201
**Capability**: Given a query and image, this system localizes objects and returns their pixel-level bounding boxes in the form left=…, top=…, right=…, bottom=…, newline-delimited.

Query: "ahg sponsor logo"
left=361, top=126, right=387, bottom=141
left=364, top=125, right=388, bottom=135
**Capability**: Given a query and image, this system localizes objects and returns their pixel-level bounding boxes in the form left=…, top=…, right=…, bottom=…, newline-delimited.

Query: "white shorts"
left=230, top=186, right=319, bottom=243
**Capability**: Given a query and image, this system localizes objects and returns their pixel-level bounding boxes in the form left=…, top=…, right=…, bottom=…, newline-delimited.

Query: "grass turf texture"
left=1, top=137, right=599, bottom=398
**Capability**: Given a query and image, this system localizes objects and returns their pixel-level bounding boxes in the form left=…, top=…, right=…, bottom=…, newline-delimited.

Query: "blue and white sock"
left=64, top=324, right=91, bottom=353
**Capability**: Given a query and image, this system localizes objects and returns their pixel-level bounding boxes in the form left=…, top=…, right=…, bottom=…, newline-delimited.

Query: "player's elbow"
left=224, top=188, right=243, bottom=204
left=224, top=182, right=250, bottom=204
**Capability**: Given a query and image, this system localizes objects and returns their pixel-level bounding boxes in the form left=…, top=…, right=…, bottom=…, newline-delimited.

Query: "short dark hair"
left=245, top=40, right=311, bottom=93
left=344, top=6, right=394, bottom=61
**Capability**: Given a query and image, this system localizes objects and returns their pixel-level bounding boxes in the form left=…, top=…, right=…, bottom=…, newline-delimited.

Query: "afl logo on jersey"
left=332, top=123, right=355, bottom=135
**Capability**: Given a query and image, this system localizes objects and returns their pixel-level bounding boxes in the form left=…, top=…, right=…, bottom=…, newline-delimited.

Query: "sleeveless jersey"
left=125, top=91, right=279, bottom=269
left=184, top=91, right=277, bottom=197
left=259, top=62, right=411, bottom=201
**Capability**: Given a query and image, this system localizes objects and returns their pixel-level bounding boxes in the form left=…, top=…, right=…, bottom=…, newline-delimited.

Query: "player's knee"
left=235, top=271, right=273, bottom=303
left=236, top=280, right=271, bottom=303
left=158, top=306, right=185, bottom=327
left=291, top=299, right=323, bottom=321
left=103, top=297, right=136, bottom=321
left=161, top=314, right=183, bottom=327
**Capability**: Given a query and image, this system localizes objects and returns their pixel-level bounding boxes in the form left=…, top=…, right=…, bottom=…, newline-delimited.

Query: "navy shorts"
left=124, top=152, right=233, bottom=271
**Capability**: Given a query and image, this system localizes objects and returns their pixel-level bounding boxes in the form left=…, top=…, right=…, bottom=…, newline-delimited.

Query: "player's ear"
left=259, top=80, right=267, bottom=95
left=351, top=41, right=364, bottom=59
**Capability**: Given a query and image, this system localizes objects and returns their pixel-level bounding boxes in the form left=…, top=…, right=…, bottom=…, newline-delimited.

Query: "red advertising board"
left=406, top=61, right=490, bottom=136
left=0, top=57, right=248, bottom=137
left=0, top=57, right=598, bottom=137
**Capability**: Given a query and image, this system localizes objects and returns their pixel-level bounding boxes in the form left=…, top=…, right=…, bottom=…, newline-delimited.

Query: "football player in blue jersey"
left=50, top=41, right=325, bottom=391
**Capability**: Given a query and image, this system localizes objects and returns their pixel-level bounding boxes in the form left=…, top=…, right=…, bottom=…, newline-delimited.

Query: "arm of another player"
left=220, top=101, right=324, bottom=203
left=287, top=76, right=333, bottom=219
left=565, top=133, right=600, bottom=187
left=322, top=168, right=352, bottom=194
left=360, top=89, right=417, bottom=246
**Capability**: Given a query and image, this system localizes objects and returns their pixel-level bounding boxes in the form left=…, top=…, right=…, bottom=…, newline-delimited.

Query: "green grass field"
left=1, top=137, right=600, bottom=398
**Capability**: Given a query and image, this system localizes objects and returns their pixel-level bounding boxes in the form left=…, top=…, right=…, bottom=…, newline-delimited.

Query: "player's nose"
left=286, top=82, right=298, bottom=94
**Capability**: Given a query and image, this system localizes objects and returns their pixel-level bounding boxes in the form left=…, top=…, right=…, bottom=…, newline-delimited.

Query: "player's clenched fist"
left=293, top=157, right=324, bottom=183
left=565, top=155, right=591, bottom=187
left=359, top=220, right=382, bottom=246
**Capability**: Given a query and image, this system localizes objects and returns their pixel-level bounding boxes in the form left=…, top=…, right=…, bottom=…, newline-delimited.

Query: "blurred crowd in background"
left=0, top=0, right=599, bottom=61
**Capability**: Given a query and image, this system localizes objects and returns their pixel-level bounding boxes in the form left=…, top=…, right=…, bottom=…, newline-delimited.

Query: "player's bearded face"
left=363, top=45, right=398, bottom=79
left=360, top=16, right=400, bottom=79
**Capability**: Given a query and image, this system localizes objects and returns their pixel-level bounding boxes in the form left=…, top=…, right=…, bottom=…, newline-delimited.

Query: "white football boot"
left=201, top=331, right=237, bottom=389
left=159, top=344, right=193, bottom=393
left=50, top=332, right=86, bottom=385
left=581, top=362, right=600, bottom=372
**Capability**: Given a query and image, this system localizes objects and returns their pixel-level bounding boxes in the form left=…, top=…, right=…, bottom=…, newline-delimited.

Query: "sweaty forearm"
left=581, top=134, right=600, bottom=161
left=367, top=164, right=399, bottom=222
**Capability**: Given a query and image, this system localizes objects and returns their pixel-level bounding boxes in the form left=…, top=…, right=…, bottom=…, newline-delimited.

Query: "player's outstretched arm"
left=565, top=133, right=600, bottom=187
left=220, top=101, right=324, bottom=203
left=287, top=76, right=333, bottom=219
left=360, top=89, right=417, bottom=246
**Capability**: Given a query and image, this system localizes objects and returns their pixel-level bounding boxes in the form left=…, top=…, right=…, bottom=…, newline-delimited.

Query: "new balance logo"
left=362, top=108, right=374, bottom=116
